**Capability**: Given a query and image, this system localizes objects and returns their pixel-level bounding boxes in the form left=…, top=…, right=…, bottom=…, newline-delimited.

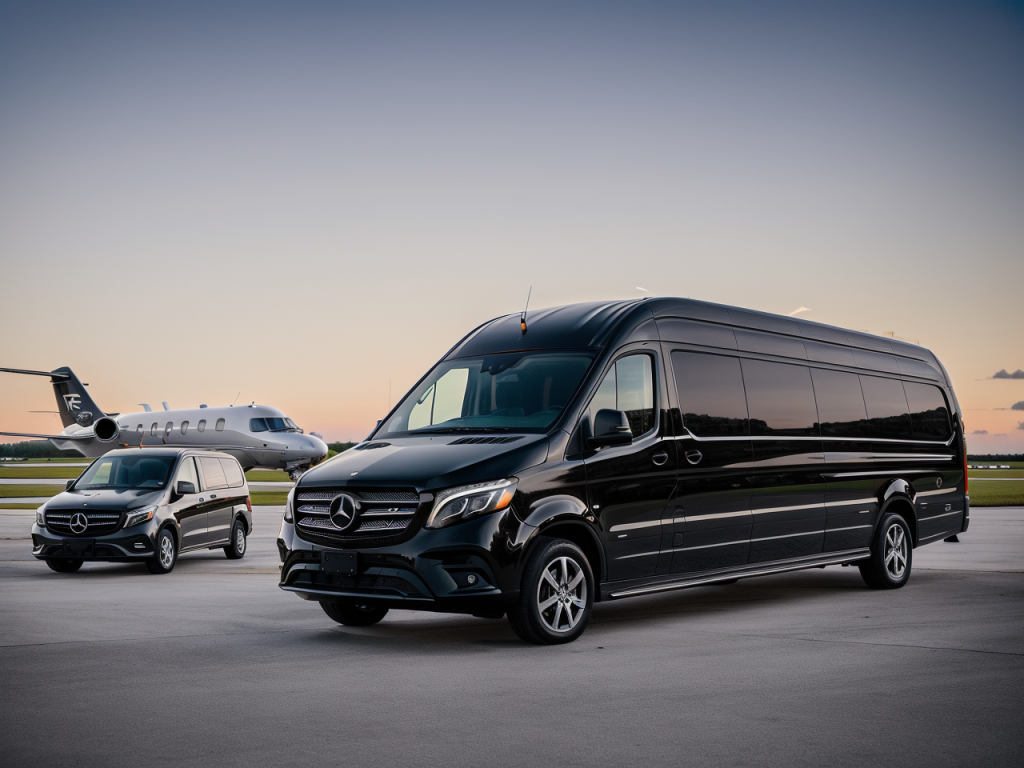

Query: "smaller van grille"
left=45, top=510, right=122, bottom=537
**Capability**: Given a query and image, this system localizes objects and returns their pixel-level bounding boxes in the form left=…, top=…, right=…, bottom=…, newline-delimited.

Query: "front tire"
left=224, top=519, right=247, bottom=559
left=859, top=512, right=912, bottom=589
left=320, top=600, right=389, bottom=626
left=45, top=558, right=83, bottom=573
left=508, top=537, right=594, bottom=645
left=146, top=528, right=177, bottom=574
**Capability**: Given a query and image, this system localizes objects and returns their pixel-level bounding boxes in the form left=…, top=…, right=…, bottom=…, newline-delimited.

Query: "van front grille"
left=293, top=488, right=423, bottom=548
left=44, top=509, right=122, bottom=537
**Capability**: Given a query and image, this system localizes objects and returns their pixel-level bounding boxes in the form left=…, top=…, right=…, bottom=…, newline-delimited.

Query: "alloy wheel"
left=235, top=526, right=245, bottom=555
left=160, top=535, right=175, bottom=569
left=536, top=556, right=587, bottom=633
left=884, top=523, right=907, bottom=579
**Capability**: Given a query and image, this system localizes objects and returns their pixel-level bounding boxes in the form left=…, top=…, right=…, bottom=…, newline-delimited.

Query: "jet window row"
left=120, top=419, right=228, bottom=437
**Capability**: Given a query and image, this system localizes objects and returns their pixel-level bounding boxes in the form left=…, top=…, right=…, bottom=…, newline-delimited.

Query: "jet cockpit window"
left=215, top=418, right=225, bottom=431
left=197, top=420, right=206, bottom=433
left=250, top=417, right=300, bottom=433
left=77, top=455, right=176, bottom=490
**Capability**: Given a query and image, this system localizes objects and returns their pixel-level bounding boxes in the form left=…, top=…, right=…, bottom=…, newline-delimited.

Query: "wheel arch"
left=877, top=495, right=918, bottom=547
left=533, top=520, right=606, bottom=593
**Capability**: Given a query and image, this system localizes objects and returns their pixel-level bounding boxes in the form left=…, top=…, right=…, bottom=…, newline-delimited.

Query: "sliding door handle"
left=685, top=450, right=703, bottom=465
left=652, top=451, right=669, bottom=466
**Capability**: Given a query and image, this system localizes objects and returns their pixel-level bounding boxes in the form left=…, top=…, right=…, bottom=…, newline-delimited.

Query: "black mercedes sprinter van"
left=279, top=298, right=967, bottom=644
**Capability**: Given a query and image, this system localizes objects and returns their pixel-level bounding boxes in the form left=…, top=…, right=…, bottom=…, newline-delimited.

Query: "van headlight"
left=125, top=505, right=158, bottom=528
left=35, top=503, right=47, bottom=526
left=426, top=479, right=518, bottom=529
left=284, top=487, right=295, bottom=523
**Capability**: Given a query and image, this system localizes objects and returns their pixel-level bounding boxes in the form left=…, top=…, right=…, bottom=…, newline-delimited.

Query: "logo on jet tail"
left=63, top=394, right=81, bottom=411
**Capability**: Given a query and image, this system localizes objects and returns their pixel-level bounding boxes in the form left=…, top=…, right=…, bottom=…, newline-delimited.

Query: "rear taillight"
left=246, top=496, right=252, bottom=513
left=961, top=416, right=968, bottom=495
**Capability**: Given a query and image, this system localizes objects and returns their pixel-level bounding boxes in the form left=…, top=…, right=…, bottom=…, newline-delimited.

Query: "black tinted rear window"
left=672, top=352, right=749, bottom=437
left=741, top=359, right=819, bottom=437
left=861, top=376, right=912, bottom=439
left=811, top=369, right=870, bottom=438
left=904, top=382, right=952, bottom=441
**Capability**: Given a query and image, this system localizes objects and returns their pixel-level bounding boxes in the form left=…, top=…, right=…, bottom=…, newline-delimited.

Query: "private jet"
left=0, top=367, right=328, bottom=477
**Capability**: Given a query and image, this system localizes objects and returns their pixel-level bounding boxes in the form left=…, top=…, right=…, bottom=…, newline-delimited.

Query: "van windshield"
left=380, top=351, right=595, bottom=436
left=75, top=455, right=177, bottom=490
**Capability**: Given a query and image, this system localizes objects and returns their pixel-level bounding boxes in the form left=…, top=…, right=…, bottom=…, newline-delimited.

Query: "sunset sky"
left=1, top=1, right=1022, bottom=450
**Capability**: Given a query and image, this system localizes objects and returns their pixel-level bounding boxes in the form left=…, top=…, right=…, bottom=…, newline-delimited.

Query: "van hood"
left=44, top=487, right=165, bottom=511
left=297, top=434, right=551, bottom=493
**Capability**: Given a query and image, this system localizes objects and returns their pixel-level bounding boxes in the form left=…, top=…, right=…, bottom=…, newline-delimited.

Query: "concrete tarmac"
left=0, top=507, right=1021, bottom=768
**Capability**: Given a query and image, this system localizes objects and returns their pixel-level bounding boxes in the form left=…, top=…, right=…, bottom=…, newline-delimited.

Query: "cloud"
left=1012, top=401, right=1024, bottom=411
left=992, top=369, right=1024, bottom=379
left=995, top=433, right=1008, bottom=437
left=971, top=429, right=989, bottom=435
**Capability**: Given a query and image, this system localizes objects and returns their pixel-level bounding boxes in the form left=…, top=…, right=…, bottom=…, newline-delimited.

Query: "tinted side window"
left=589, top=354, right=655, bottom=437
left=672, top=352, right=748, bottom=437
left=175, top=457, right=198, bottom=488
left=904, top=382, right=952, bottom=441
left=249, top=418, right=267, bottom=433
left=811, top=369, right=870, bottom=438
left=199, top=456, right=228, bottom=490
left=860, top=376, right=912, bottom=439
left=741, top=359, right=819, bottom=437
left=220, top=458, right=245, bottom=488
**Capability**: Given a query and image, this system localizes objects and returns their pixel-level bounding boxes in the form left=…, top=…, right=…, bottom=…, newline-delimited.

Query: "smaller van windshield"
left=250, top=417, right=301, bottom=433
left=381, top=351, right=595, bottom=436
left=76, top=455, right=177, bottom=490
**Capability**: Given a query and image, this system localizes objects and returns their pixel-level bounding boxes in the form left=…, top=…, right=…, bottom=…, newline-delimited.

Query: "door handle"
left=210, top=494, right=217, bottom=499
left=199, top=497, right=205, bottom=502
left=685, top=450, right=703, bottom=465
left=652, top=451, right=669, bottom=466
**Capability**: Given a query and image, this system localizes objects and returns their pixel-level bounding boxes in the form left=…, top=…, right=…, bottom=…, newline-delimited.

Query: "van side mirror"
left=176, top=480, right=196, bottom=495
left=588, top=409, right=633, bottom=449
left=65, top=480, right=74, bottom=491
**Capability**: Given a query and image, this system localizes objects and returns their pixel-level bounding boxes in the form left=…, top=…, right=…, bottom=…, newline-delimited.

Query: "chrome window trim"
left=671, top=430, right=955, bottom=447
left=915, top=487, right=958, bottom=498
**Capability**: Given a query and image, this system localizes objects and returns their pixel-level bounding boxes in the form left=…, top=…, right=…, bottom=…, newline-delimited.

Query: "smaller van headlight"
left=35, top=503, right=47, bottom=526
left=426, top=479, right=518, bottom=529
left=125, top=505, right=158, bottom=528
left=284, top=488, right=295, bottom=523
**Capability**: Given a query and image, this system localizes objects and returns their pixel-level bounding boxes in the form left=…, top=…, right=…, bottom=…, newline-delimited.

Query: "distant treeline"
left=1, top=440, right=79, bottom=459
left=327, top=442, right=357, bottom=456
left=967, top=454, right=1024, bottom=461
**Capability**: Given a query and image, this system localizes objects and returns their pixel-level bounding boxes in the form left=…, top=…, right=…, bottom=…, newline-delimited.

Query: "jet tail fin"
left=47, top=367, right=106, bottom=428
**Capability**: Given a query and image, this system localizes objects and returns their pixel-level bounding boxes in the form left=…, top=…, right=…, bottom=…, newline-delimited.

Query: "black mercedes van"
left=32, top=448, right=253, bottom=574
left=278, top=298, right=967, bottom=644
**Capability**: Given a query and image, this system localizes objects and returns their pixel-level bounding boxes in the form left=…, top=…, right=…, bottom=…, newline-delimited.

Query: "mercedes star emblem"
left=329, top=494, right=360, bottom=531
left=70, top=513, right=89, bottom=534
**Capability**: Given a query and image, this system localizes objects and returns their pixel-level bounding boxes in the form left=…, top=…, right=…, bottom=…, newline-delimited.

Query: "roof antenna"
left=231, top=392, right=240, bottom=407
left=520, top=285, right=532, bottom=335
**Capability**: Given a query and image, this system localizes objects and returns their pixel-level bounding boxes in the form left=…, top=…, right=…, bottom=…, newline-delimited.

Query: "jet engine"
left=93, top=417, right=120, bottom=443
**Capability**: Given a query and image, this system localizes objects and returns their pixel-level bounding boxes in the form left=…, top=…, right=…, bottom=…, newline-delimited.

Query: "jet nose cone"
left=307, top=434, right=328, bottom=458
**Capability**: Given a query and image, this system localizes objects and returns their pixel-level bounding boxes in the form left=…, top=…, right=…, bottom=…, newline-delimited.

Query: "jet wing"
left=0, top=431, right=92, bottom=440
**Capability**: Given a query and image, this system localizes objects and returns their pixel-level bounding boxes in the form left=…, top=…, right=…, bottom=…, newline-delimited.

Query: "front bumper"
left=32, top=523, right=157, bottom=561
left=278, top=510, right=523, bottom=616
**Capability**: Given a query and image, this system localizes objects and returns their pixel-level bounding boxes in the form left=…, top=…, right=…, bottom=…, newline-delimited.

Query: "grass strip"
left=250, top=491, right=288, bottom=506
left=0, top=503, right=42, bottom=509
left=245, top=470, right=291, bottom=482
left=969, top=480, right=1024, bottom=507
left=967, top=470, right=1024, bottom=479
left=0, top=467, right=83, bottom=479
left=0, top=484, right=61, bottom=498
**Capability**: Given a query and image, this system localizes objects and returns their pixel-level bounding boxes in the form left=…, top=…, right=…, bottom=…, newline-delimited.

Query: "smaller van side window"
left=904, top=382, right=952, bottom=441
left=741, top=359, right=818, bottom=437
left=860, top=375, right=912, bottom=439
left=590, top=354, right=654, bottom=437
left=215, top=418, right=225, bottom=432
left=220, top=458, right=244, bottom=487
left=672, top=352, right=748, bottom=437
left=197, top=419, right=206, bottom=433
left=175, top=456, right=199, bottom=490
left=181, top=421, right=189, bottom=435
left=199, top=456, right=228, bottom=490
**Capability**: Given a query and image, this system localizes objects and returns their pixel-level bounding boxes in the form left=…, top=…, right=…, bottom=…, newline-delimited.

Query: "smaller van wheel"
left=224, top=519, right=247, bottom=559
left=859, top=512, right=912, bottom=589
left=320, top=600, right=389, bottom=626
left=45, top=558, right=83, bottom=573
left=508, top=537, right=594, bottom=645
left=146, top=529, right=177, bottom=574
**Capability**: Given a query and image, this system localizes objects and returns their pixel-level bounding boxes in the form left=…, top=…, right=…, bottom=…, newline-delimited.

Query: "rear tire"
left=45, top=558, right=83, bottom=573
left=224, top=519, right=247, bottom=559
left=146, top=528, right=177, bottom=574
left=508, top=537, right=594, bottom=645
left=320, top=600, right=389, bottom=626
left=859, top=512, right=912, bottom=589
